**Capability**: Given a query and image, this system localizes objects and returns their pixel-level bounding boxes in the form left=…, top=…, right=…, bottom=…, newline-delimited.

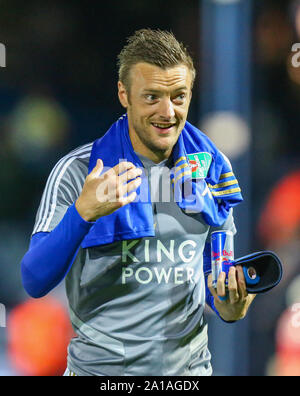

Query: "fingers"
left=208, top=273, right=225, bottom=303
left=217, top=272, right=226, bottom=299
left=208, top=266, right=248, bottom=305
left=207, top=274, right=220, bottom=302
left=108, top=168, right=142, bottom=201
left=94, top=160, right=142, bottom=204
left=89, top=159, right=104, bottom=178
left=228, top=266, right=239, bottom=304
left=113, top=174, right=143, bottom=209
left=236, top=265, right=248, bottom=301
left=118, top=190, right=138, bottom=207
left=95, top=160, right=142, bottom=190
left=118, top=166, right=143, bottom=185
left=224, top=266, right=248, bottom=304
left=90, top=160, right=140, bottom=180
left=123, top=175, right=142, bottom=195
left=111, top=176, right=142, bottom=204
left=112, top=161, right=137, bottom=176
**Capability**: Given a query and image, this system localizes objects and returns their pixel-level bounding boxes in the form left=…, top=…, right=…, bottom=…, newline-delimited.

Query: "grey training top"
left=32, top=142, right=236, bottom=376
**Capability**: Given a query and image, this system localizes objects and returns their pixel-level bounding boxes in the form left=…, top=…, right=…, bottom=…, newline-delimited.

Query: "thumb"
left=90, top=159, right=103, bottom=178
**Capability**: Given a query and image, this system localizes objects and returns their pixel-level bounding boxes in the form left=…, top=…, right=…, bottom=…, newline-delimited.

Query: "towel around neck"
left=81, top=114, right=243, bottom=248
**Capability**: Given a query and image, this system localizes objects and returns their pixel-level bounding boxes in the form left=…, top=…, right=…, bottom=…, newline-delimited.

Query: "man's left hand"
left=207, top=265, right=256, bottom=322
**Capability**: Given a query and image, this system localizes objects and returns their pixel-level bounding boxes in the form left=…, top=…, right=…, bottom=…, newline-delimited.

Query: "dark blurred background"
left=0, top=0, right=299, bottom=376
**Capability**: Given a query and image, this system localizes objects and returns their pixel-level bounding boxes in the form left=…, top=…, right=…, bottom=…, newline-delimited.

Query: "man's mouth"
left=151, top=122, right=176, bottom=130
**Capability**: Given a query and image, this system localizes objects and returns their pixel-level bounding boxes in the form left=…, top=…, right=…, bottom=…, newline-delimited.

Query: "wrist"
left=75, top=198, right=96, bottom=223
left=216, top=297, right=253, bottom=322
left=218, top=310, right=245, bottom=322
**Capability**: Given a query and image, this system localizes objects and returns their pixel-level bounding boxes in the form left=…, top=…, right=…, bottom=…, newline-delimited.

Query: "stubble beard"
left=135, top=122, right=178, bottom=159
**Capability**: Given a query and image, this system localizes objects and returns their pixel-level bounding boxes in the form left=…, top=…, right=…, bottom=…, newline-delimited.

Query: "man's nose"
left=159, top=97, right=175, bottom=120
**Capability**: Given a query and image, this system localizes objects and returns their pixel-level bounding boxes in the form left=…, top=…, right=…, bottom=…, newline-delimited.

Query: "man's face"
left=118, top=62, right=193, bottom=163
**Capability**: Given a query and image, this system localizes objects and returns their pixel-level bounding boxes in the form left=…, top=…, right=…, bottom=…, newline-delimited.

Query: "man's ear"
left=118, top=81, right=129, bottom=108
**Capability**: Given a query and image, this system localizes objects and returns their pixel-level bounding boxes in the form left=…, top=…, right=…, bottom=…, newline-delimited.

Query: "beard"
left=129, top=114, right=182, bottom=158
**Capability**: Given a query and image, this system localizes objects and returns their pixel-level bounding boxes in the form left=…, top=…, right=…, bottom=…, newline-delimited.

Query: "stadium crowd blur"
left=0, top=0, right=299, bottom=376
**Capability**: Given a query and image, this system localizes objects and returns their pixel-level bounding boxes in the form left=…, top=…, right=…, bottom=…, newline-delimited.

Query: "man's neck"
left=133, top=148, right=171, bottom=164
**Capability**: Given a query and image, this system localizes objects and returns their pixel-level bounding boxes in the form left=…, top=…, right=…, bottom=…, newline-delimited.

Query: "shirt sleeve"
left=31, top=143, right=92, bottom=236
left=21, top=143, right=94, bottom=298
left=21, top=203, right=95, bottom=298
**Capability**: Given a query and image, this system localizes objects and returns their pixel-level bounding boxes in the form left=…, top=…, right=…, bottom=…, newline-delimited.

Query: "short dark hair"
left=117, top=28, right=196, bottom=93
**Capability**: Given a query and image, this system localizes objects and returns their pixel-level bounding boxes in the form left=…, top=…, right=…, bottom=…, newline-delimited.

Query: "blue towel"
left=81, top=114, right=243, bottom=248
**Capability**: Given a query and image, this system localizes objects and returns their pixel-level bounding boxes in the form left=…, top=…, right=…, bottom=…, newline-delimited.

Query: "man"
left=21, top=29, right=255, bottom=376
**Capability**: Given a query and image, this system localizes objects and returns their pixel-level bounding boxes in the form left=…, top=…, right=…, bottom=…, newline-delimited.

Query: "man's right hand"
left=75, top=159, right=142, bottom=222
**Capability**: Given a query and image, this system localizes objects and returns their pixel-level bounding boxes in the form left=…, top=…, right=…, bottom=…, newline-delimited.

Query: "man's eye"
left=172, top=94, right=187, bottom=104
left=145, top=94, right=157, bottom=102
left=174, top=94, right=186, bottom=102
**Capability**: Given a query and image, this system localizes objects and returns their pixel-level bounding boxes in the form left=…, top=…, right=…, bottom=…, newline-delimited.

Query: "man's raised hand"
left=75, top=159, right=142, bottom=222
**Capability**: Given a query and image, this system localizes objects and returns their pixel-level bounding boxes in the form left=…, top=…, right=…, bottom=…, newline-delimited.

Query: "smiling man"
left=20, top=29, right=255, bottom=376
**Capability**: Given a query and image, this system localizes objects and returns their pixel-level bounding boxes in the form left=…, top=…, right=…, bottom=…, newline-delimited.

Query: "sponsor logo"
left=212, top=249, right=233, bottom=258
left=187, top=152, right=212, bottom=179
left=122, top=266, right=195, bottom=285
left=121, top=239, right=198, bottom=285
